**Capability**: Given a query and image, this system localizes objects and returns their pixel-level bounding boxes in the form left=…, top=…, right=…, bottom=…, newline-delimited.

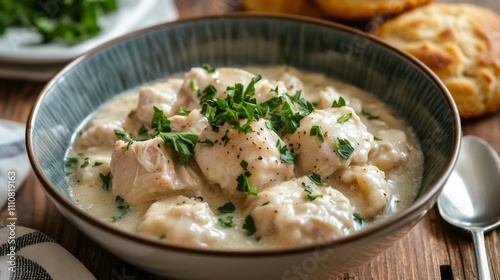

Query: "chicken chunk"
left=334, top=165, right=390, bottom=219
left=77, top=120, right=124, bottom=150
left=369, top=129, right=411, bottom=171
left=317, top=86, right=362, bottom=112
left=279, top=72, right=304, bottom=93
left=182, top=67, right=255, bottom=100
left=169, top=109, right=208, bottom=135
left=181, top=67, right=285, bottom=104
left=136, top=79, right=188, bottom=123
left=244, top=176, right=353, bottom=246
left=137, top=195, right=226, bottom=247
left=194, top=119, right=294, bottom=197
left=109, top=138, right=205, bottom=205
left=283, top=107, right=375, bottom=178
left=74, top=154, right=111, bottom=186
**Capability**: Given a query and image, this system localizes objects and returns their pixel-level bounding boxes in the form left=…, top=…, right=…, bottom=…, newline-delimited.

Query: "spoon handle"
left=471, top=230, right=491, bottom=280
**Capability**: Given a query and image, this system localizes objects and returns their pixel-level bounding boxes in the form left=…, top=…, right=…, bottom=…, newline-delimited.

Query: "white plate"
left=0, top=0, right=178, bottom=65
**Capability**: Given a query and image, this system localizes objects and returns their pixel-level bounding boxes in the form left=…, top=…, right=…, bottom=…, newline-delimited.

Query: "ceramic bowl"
left=27, top=14, right=461, bottom=280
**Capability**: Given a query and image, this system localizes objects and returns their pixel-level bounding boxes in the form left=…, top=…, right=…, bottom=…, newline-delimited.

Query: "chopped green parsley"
left=218, top=202, right=236, bottom=214
left=236, top=171, right=259, bottom=195
left=65, top=157, right=78, bottom=167
left=307, top=173, right=322, bottom=186
left=303, top=185, right=323, bottom=201
left=202, top=64, right=216, bottom=73
left=335, top=138, right=354, bottom=160
left=218, top=216, right=234, bottom=228
left=353, top=213, right=363, bottom=223
left=80, top=158, right=90, bottom=168
left=337, top=113, right=352, bottom=124
left=159, top=132, right=198, bottom=164
left=310, top=125, right=324, bottom=143
left=99, top=172, right=112, bottom=191
left=243, top=215, right=256, bottom=236
left=276, top=140, right=297, bottom=164
left=331, top=97, right=346, bottom=108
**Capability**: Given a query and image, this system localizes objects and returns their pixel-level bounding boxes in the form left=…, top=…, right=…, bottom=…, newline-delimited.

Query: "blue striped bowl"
left=27, top=14, right=460, bottom=279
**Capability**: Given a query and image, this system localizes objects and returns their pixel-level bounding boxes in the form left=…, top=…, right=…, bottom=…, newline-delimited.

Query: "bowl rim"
left=26, top=12, right=461, bottom=257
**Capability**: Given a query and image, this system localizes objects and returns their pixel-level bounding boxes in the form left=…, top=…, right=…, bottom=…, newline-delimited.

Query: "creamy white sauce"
left=66, top=66, right=423, bottom=249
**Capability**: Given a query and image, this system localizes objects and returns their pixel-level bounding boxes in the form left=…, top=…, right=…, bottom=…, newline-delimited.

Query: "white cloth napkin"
left=0, top=226, right=95, bottom=280
left=0, top=120, right=30, bottom=210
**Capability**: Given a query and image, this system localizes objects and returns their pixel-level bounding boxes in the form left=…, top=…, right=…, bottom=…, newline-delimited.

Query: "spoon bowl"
left=438, top=135, right=500, bottom=279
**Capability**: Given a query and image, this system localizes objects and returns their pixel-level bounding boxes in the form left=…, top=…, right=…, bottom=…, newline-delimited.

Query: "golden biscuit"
left=314, top=0, right=433, bottom=19
left=376, top=4, right=500, bottom=118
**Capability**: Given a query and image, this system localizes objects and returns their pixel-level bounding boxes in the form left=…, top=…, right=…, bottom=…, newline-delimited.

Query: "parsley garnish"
left=80, top=158, right=90, bottom=168
left=303, top=185, right=323, bottom=201
left=236, top=171, right=259, bottom=195
left=218, top=216, right=234, bottom=228
left=128, top=110, right=136, bottom=119
left=307, top=173, right=322, bottom=186
left=138, top=124, right=148, bottom=136
left=199, top=84, right=217, bottom=104
left=240, top=160, right=248, bottom=170
left=261, top=201, right=270, bottom=206
left=337, top=113, right=352, bottom=124
left=159, top=132, right=198, bottom=164
left=202, top=64, right=216, bottom=73
left=361, top=108, right=379, bottom=120
left=222, top=129, right=231, bottom=146
left=151, top=106, right=171, bottom=133
left=112, top=202, right=130, bottom=222
left=332, top=97, right=346, bottom=108
left=198, top=139, right=214, bottom=147
left=201, top=75, right=265, bottom=134
left=179, top=108, right=191, bottom=116
left=266, top=92, right=313, bottom=136
left=99, top=172, right=112, bottom=191
left=335, top=138, right=354, bottom=160
left=92, top=161, right=103, bottom=167
left=218, top=202, right=236, bottom=214
left=374, top=136, right=382, bottom=142
left=353, top=213, right=363, bottom=223
left=65, top=157, right=78, bottom=167
left=310, top=125, right=324, bottom=142
left=189, top=79, right=198, bottom=92
left=276, top=140, right=297, bottom=164
left=126, top=139, right=135, bottom=150
left=114, top=128, right=128, bottom=140
left=243, top=215, right=256, bottom=236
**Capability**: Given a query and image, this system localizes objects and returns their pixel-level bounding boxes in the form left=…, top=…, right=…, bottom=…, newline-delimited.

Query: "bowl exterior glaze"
left=27, top=14, right=460, bottom=280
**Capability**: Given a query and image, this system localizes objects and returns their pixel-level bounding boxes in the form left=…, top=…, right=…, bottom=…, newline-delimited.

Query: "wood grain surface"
left=1, top=0, right=499, bottom=279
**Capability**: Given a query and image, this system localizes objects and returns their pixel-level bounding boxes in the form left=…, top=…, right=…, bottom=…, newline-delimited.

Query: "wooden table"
left=1, top=1, right=499, bottom=279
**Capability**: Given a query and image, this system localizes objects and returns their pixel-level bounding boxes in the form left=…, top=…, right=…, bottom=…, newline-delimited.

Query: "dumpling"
left=137, top=195, right=226, bottom=247
left=136, top=79, right=188, bottom=123
left=181, top=67, right=286, bottom=104
left=283, top=107, right=375, bottom=178
left=169, top=109, right=208, bottom=135
left=333, top=165, right=390, bottom=219
left=244, top=176, right=353, bottom=246
left=194, top=119, right=294, bottom=197
left=369, top=129, right=412, bottom=171
left=77, top=120, right=124, bottom=150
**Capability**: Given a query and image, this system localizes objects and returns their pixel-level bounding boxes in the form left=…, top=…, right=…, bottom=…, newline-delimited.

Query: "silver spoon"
left=438, top=135, right=500, bottom=280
